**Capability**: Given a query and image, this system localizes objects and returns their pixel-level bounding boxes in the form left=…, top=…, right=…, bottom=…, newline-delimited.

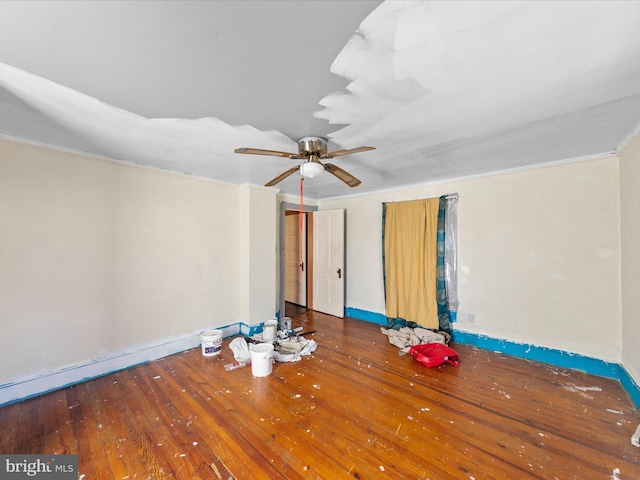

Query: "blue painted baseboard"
left=4, top=310, right=639, bottom=411
left=345, top=306, right=640, bottom=409
left=345, top=307, right=459, bottom=326
left=619, top=365, right=640, bottom=410
left=344, top=307, right=388, bottom=325
left=450, top=330, right=622, bottom=378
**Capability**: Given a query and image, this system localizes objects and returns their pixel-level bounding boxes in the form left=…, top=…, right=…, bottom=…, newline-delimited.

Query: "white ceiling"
left=1, top=0, right=640, bottom=200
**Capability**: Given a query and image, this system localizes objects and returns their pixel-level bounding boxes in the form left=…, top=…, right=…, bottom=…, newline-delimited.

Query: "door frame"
left=278, top=201, right=317, bottom=322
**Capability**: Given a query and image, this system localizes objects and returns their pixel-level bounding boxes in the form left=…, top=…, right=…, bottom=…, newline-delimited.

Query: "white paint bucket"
left=251, top=343, right=274, bottom=377
left=262, top=319, right=278, bottom=342
left=201, top=330, right=223, bottom=357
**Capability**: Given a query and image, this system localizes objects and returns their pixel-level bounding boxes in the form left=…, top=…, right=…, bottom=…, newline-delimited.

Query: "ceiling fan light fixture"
left=234, top=136, right=372, bottom=187
left=300, top=161, right=324, bottom=179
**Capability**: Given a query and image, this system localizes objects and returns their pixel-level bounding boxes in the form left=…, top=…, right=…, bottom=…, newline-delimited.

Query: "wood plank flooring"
left=285, top=301, right=309, bottom=318
left=1, top=311, right=639, bottom=479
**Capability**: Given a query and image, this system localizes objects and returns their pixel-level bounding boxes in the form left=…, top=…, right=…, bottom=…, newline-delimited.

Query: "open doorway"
left=284, top=210, right=309, bottom=317
left=279, top=203, right=346, bottom=320
left=279, top=201, right=317, bottom=320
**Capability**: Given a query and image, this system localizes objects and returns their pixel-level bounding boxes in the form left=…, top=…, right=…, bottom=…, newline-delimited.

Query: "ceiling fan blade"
left=235, top=147, right=300, bottom=159
left=265, top=166, right=300, bottom=187
left=324, top=163, right=361, bottom=187
left=322, top=146, right=375, bottom=158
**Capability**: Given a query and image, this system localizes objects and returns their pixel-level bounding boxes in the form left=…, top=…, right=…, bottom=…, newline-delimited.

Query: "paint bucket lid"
left=252, top=343, right=274, bottom=354
left=202, top=330, right=222, bottom=339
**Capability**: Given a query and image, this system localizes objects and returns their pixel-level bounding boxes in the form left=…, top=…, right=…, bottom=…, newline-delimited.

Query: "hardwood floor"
left=285, top=301, right=308, bottom=318
left=1, top=311, right=639, bottom=479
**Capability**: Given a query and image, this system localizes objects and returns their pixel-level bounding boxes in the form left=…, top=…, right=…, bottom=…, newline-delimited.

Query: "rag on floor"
left=381, top=326, right=451, bottom=355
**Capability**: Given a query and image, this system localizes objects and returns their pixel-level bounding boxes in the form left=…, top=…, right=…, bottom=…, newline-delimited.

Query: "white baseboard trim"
left=0, top=324, right=240, bottom=407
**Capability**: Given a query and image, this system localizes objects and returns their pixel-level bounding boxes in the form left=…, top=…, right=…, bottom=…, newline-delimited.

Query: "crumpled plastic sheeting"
left=229, top=337, right=251, bottom=363
left=381, top=327, right=446, bottom=347
left=444, top=194, right=459, bottom=312
left=381, top=327, right=451, bottom=356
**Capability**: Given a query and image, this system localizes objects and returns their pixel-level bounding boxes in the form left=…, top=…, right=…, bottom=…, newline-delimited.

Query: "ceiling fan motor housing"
left=298, top=136, right=328, bottom=157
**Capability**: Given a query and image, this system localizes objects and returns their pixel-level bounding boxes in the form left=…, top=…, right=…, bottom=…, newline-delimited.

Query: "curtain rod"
left=383, top=193, right=458, bottom=205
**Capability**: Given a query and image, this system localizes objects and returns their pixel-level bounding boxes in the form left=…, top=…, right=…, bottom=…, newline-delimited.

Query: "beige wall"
left=238, top=184, right=278, bottom=325
left=0, top=139, right=275, bottom=385
left=321, top=156, right=622, bottom=362
left=619, top=131, right=640, bottom=385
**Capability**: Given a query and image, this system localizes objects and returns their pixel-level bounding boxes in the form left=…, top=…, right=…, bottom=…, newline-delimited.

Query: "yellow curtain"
left=384, top=198, right=440, bottom=329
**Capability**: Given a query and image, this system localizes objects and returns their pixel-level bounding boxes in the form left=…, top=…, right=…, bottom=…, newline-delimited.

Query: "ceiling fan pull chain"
left=299, top=177, right=304, bottom=268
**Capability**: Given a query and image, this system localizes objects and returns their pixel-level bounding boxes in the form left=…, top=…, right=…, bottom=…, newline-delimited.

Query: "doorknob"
left=337, top=268, right=342, bottom=279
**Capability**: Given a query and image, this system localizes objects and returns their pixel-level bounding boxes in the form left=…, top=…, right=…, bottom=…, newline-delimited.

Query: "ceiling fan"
left=234, top=136, right=375, bottom=187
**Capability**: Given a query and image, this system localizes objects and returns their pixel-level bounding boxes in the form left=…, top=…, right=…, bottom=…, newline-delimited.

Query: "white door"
left=313, top=209, right=345, bottom=317
left=284, top=213, right=306, bottom=306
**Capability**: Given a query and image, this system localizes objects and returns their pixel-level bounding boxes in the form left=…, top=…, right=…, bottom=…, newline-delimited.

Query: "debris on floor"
left=381, top=326, right=450, bottom=355
left=381, top=326, right=459, bottom=367
left=228, top=337, right=251, bottom=363
left=273, top=336, right=317, bottom=362
left=224, top=324, right=318, bottom=371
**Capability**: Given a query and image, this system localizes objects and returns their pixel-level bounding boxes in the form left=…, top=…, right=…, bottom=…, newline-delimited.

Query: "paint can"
left=262, top=319, right=278, bottom=342
left=281, top=316, right=292, bottom=333
left=251, top=343, right=274, bottom=377
left=201, top=330, right=223, bottom=357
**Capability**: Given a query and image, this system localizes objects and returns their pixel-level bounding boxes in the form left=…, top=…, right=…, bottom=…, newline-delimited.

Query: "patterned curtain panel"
left=436, top=197, right=451, bottom=330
